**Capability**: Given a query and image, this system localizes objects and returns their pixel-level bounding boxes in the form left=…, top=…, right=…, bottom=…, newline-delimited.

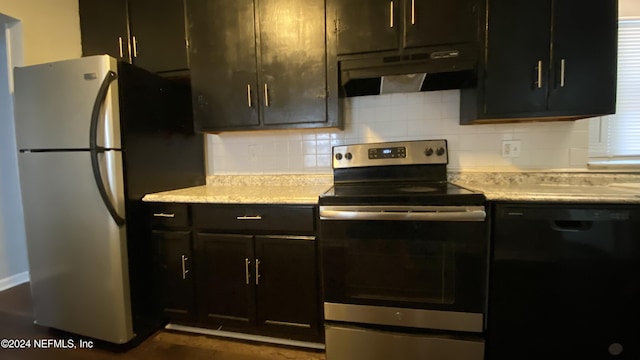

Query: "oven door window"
left=347, top=236, right=455, bottom=304
left=321, top=220, right=486, bottom=313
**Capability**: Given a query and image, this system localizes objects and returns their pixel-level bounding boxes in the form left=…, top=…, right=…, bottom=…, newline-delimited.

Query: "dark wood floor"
left=0, top=283, right=325, bottom=360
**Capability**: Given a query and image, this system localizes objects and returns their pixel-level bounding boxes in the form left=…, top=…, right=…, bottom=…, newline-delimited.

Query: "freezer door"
left=14, top=55, right=121, bottom=150
left=18, top=150, right=133, bottom=344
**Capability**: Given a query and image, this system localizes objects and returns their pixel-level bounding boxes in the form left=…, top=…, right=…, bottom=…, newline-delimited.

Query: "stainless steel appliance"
left=319, top=139, right=488, bottom=360
left=13, top=55, right=205, bottom=344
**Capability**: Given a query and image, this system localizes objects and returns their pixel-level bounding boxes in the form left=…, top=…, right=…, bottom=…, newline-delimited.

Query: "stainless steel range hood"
left=339, top=45, right=477, bottom=97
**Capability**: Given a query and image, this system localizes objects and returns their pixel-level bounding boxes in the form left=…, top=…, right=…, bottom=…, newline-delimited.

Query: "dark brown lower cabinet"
left=151, top=202, right=322, bottom=343
left=154, top=229, right=196, bottom=323
left=255, top=236, right=320, bottom=339
left=196, top=234, right=255, bottom=329
left=196, top=233, right=321, bottom=342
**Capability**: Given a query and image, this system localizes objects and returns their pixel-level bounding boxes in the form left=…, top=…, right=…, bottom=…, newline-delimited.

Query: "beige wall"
left=0, top=0, right=81, bottom=65
left=620, top=0, right=640, bottom=17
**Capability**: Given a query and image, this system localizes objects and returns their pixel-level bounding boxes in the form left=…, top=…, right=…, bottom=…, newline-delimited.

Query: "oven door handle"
left=319, top=206, right=486, bottom=222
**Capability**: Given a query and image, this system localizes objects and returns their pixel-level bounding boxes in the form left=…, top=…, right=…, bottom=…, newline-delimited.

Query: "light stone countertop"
left=451, top=172, right=640, bottom=203
left=142, top=175, right=333, bottom=205
left=143, top=173, right=640, bottom=205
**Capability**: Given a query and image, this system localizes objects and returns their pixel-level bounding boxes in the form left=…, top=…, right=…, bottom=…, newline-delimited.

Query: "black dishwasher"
left=488, top=203, right=640, bottom=360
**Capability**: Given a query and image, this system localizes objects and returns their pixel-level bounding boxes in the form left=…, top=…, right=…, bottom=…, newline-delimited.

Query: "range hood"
left=339, top=44, right=478, bottom=97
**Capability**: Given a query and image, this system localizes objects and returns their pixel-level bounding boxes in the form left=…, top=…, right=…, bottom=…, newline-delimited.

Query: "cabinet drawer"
left=192, top=204, right=315, bottom=233
left=150, top=203, right=190, bottom=228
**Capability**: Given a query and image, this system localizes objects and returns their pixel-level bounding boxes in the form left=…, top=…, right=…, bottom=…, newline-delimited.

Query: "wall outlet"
left=248, top=144, right=257, bottom=160
left=501, top=140, right=521, bottom=158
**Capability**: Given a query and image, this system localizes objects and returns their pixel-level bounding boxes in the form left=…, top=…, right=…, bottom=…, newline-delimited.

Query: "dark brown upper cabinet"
left=186, top=0, right=340, bottom=132
left=79, top=0, right=189, bottom=74
left=460, top=0, right=618, bottom=124
left=332, top=0, right=478, bottom=56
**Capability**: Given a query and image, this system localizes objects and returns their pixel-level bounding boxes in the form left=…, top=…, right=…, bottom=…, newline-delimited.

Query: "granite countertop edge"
left=451, top=171, right=640, bottom=204
left=143, top=172, right=640, bottom=205
left=142, top=175, right=334, bottom=205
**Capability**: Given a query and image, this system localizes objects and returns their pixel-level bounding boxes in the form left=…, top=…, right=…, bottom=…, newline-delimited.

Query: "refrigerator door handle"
left=90, top=70, right=125, bottom=226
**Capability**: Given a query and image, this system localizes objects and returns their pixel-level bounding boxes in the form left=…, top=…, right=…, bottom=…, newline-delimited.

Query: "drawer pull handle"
left=153, top=213, right=175, bottom=218
left=560, top=58, right=566, bottom=88
left=245, top=258, right=251, bottom=285
left=255, top=259, right=261, bottom=285
left=535, top=60, right=543, bottom=89
left=264, top=83, right=270, bottom=107
left=237, top=215, right=262, bottom=220
left=132, top=35, right=138, bottom=58
left=181, top=255, right=189, bottom=280
left=389, top=0, right=394, bottom=28
left=118, top=36, right=124, bottom=58
left=411, top=0, right=415, bottom=25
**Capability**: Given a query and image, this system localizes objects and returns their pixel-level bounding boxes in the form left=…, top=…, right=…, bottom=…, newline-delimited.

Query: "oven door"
left=319, top=205, right=487, bottom=333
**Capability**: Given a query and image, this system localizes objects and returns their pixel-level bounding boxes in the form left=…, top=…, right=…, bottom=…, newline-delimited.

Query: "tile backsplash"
left=206, top=90, right=590, bottom=175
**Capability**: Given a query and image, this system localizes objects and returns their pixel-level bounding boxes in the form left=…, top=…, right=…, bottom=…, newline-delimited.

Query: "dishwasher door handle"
left=551, top=220, right=593, bottom=232
left=320, top=206, right=486, bottom=222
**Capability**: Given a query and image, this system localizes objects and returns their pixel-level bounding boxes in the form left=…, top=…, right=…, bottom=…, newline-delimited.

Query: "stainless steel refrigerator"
left=13, top=55, right=205, bottom=344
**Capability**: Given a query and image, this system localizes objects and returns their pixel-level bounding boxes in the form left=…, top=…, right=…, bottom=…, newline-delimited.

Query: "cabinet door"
left=187, top=0, right=260, bottom=130
left=255, top=236, right=320, bottom=341
left=483, top=0, right=551, bottom=115
left=196, top=234, right=255, bottom=330
left=547, top=0, right=617, bottom=115
left=128, top=0, right=189, bottom=73
left=154, top=230, right=195, bottom=322
left=258, top=0, right=328, bottom=126
left=333, top=0, right=399, bottom=55
left=404, top=0, right=477, bottom=48
left=79, top=0, right=130, bottom=62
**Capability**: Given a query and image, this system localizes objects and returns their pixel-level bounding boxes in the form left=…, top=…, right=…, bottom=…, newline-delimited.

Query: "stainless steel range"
left=319, top=140, right=488, bottom=360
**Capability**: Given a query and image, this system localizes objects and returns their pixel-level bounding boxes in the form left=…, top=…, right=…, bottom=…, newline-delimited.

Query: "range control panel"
left=333, top=140, right=448, bottom=169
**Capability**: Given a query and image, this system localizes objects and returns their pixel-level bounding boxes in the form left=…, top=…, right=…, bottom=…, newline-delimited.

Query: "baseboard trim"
left=0, top=271, right=30, bottom=292
left=164, top=323, right=325, bottom=350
